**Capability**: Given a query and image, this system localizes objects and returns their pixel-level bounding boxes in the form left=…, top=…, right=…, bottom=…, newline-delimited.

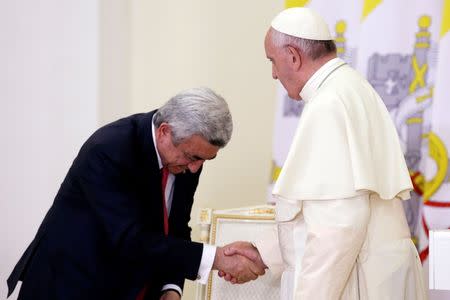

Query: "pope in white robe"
left=254, top=7, right=427, bottom=300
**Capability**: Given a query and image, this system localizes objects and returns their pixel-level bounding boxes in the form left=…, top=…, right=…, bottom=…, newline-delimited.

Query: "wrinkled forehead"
left=265, top=28, right=275, bottom=43
left=264, top=29, right=273, bottom=47
left=264, top=29, right=279, bottom=55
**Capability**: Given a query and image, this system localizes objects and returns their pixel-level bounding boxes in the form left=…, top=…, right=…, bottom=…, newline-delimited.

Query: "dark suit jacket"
left=7, top=111, right=204, bottom=300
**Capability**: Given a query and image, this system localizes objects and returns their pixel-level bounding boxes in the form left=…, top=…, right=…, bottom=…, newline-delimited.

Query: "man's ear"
left=287, top=45, right=302, bottom=71
left=156, top=122, right=171, bottom=138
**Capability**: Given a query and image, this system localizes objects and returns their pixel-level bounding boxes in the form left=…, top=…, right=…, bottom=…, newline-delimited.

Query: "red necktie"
left=136, top=167, right=170, bottom=300
left=161, top=167, right=170, bottom=236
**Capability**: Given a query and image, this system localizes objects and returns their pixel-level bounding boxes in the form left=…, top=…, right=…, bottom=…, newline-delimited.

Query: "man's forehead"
left=180, top=135, right=218, bottom=153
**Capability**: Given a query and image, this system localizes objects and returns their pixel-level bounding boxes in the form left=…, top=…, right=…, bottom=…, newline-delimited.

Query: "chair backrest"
left=201, top=205, right=281, bottom=300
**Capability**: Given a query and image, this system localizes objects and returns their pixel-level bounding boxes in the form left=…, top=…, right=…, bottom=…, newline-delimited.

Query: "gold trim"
left=200, top=208, right=211, bottom=224
left=249, top=208, right=275, bottom=215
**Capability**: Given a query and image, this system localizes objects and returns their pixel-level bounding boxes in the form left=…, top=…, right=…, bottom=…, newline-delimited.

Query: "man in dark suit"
left=7, top=87, right=265, bottom=300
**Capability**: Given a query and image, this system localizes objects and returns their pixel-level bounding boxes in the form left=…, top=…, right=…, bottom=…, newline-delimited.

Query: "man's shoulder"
left=91, top=111, right=155, bottom=146
left=101, top=111, right=155, bottom=134
left=75, top=110, right=156, bottom=161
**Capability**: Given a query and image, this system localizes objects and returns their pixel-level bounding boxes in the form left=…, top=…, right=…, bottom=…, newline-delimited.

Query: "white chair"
left=196, top=205, right=281, bottom=300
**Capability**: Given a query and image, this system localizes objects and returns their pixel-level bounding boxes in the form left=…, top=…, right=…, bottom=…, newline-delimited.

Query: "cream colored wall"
left=129, top=1, right=283, bottom=298
left=99, top=0, right=131, bottom=125
left=1, top=2, right=100, bottom=299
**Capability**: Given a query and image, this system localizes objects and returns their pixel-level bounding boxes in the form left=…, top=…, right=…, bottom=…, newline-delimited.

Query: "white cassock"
left=258, top=57, right=428, bottom=300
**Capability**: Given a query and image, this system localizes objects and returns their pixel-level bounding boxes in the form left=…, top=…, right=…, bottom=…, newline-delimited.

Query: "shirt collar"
left=151, top=115, right=163, bottom=170
left=299, top=57, right=346, bottom=102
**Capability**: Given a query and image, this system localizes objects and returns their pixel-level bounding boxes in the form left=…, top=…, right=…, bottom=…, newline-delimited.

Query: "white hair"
left=270, top=28, right=336, bottom=60
left=154, top=87, right=233, bottom=148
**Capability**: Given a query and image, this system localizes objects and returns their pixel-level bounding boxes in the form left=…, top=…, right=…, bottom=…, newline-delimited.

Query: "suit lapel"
left=136, top=111, right=166, bottom=233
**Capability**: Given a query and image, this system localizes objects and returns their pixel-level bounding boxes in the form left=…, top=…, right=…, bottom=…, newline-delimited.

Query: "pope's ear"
left=286, top=45, right=302, bottom=71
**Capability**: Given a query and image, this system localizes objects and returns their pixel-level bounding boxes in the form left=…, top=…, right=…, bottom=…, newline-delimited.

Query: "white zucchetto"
left=271, top=7, right=332, bottom=41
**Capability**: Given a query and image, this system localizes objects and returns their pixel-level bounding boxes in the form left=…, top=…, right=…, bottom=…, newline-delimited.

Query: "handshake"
left=212, top=241, right=267, bottom=284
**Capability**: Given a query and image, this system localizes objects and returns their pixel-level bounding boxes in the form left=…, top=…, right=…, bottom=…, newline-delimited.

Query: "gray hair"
left=271, top=28, right=336, bottom=60
left=154, top=87, right=233, bottom=148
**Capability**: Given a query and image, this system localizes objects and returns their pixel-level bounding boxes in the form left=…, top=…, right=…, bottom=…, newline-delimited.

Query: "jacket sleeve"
left=76, top=143, right=203, bottom=282
left=296, top=193, right=370, bottom=299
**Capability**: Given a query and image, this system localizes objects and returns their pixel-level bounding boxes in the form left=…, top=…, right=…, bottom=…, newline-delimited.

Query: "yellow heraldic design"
left=406, top=117, right=423, bottom=125
left=409, top=56, right=428, bottom=93
left=335, top=21, right=347, bottom=55
left=362, top=0, right=383, bottom=21
left=441, top=0, right=450, bottom=38
left=409, top=16, right=431, bottom=94
left=411, top=169, right=425, bottom=196
left=285, top=0, right=310, bottom=8
left=416, top=86, right=433, bottom=103
left=424, top=132, right=449, bottom=201
left=271, top=160, right=282, bottom=183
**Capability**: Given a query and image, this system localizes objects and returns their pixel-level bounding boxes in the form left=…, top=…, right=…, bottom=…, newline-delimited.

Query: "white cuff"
left=161, top=284, right=182, bottom=296
left=196, top=244, right=216, bottom=284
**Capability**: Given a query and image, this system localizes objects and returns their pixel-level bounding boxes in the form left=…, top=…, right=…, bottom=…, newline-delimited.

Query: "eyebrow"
left=194, top=154, right=216, bottom=161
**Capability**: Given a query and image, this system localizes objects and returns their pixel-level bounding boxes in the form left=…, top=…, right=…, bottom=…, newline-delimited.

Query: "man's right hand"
left=213, top=242, right=267, bottom=283
left=212, top=245, right=265, bottom=284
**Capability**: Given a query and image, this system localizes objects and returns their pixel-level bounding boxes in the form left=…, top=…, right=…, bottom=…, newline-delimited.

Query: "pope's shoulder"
left=318, top=64, right=379, bottom=106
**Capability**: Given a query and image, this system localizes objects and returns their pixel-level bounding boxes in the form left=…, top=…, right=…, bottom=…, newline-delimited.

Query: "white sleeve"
left=196, top=244, right=216, bottom=285
left=296, top=193, right=370, bottom=299
left=253, top=225, right=284, bottom=279
left=255, top=197, right=302, bottom=279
